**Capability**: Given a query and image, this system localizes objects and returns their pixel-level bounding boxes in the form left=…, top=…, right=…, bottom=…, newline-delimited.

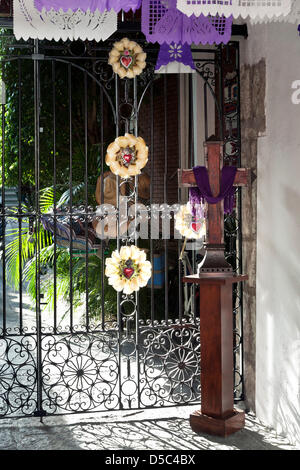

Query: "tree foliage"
left=0, top=31, right=115, bottom=197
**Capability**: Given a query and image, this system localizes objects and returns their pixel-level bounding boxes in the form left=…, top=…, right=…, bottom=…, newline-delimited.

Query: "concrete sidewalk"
left=0, top=406, right=297, bottom=451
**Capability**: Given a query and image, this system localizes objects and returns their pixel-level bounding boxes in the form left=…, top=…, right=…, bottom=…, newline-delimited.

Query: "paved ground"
left=0, top=405, right=297, bottom=451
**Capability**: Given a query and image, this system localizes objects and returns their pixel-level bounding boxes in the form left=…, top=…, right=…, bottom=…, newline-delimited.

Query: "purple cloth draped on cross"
left=190, top=166, right=237, bottom=214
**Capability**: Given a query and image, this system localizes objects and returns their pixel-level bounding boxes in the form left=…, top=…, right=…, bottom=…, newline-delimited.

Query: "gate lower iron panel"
left=38, top=323, right=200, bottom=415
left=0, top=334, right=38, bottom=417
left=0, top=323, right=200, bottom=417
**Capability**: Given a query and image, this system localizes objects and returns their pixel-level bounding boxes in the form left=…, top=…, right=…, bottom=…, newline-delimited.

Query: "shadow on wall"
left=256, top=184, right=300, bottom=446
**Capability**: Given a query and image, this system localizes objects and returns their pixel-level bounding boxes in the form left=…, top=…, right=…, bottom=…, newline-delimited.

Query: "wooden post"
left=183, top=274, right=247, bottom=436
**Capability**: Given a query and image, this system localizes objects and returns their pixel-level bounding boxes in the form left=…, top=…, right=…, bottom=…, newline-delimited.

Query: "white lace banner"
left=251, top=0, right=300, bottom=22
left=13, top=0, right=117, bottom=41
left=176, top=0, right=292, bottom=20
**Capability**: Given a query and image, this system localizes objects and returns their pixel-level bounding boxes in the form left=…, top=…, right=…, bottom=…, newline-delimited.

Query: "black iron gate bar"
left=34, top=39, right=43, bottom=417
left=0, top=34, right=243, bottom=418
left=222, top=43, right=244, bottom=399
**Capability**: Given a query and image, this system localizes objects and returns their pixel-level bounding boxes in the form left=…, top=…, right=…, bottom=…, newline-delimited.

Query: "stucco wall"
left=241, top=22, right=300, bottom=445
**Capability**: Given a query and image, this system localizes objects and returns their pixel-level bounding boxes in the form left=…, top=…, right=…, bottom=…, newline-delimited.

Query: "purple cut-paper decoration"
left=190, top=166, right=237, bottom=214
left=142, top=0, right=232, bottom=45
left=189, top=199, right=205, bottom=220
left=155, top=42, right=195, bottom=71
left=34, top=0, right=142, bottom=12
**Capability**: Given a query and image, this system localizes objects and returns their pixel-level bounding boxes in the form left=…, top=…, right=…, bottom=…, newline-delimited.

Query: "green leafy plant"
left=4, top=184, right=115, bottom=320
left=5, top=185, right=169, bottom=323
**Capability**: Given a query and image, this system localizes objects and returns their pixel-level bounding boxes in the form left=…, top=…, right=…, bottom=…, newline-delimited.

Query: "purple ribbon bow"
left=190, top=166, right=237, bottom=214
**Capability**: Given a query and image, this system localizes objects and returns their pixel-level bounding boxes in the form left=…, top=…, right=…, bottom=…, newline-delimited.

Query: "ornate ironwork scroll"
left=139, top=323, right=200, bottom=407
left=0, top=336, right=37, bottom=417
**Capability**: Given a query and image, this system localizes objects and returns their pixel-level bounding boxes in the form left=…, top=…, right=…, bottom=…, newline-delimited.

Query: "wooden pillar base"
left=190, top=409, right=245, bottom=437
left=183, top=273, right=248, bottom=438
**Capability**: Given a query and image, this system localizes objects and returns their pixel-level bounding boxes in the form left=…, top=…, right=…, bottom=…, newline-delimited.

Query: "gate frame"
left=0, top=31, right=244, bottom=420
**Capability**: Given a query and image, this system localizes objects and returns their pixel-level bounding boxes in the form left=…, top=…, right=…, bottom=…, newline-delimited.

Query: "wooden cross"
left=179, top=138, right=251, bottom=274
left=179, top=138, right=251, bottom=437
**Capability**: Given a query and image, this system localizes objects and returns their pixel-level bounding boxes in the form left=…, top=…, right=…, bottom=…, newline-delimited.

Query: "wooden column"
left=183, top=274, right=247, bottom=436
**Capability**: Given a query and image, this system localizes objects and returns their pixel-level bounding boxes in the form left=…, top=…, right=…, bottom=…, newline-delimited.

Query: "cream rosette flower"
left=105, top=133, right=148, bottom=179
left=175, top=203, right=206, bottom=240
left=105, top=245, right=152, bottom=295
left=108, top=37, right=147, bottom=79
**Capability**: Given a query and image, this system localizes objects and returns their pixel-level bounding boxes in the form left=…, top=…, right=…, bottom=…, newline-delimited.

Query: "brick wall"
left=0, top=0, right=13, bottom=16
left=139, top=75, right=179, bottom=205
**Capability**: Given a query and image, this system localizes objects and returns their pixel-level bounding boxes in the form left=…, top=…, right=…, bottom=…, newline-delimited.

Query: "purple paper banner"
left=155, top=42, right=195, bottom=71
left=34, top=0, right=142, bottom=12
left=142, top=0, right=232, bottom=45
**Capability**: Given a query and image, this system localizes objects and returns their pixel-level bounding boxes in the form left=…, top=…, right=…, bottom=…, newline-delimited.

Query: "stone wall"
left=240, top=58, right=266, bottom=412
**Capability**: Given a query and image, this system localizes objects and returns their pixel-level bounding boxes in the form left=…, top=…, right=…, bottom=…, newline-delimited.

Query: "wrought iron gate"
left=0, top=31, right=243, bottom=419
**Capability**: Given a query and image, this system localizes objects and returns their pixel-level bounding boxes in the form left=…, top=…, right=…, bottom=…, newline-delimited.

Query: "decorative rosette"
left=105, top=133, right=149, bottom=179
left=175, top=203, right=206, bottom=239
left=108, top=37, right=147, bottom=79
left=105, top=245, right=152, bottom=295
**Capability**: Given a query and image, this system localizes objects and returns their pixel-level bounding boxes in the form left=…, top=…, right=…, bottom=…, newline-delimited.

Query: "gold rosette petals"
left=175, top=203, right=206, bottom=240
left=105, top=133, right=148, bottom=179
left=108, top=37, right=147, bottom=79
left=105, top=246, right=152, bottom=295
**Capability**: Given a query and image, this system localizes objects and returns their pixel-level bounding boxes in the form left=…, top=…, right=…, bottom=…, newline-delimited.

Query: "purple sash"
left=190, top=166, right=237, bottom=214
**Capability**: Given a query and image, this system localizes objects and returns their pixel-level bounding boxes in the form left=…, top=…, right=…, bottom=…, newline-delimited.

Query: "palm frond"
left=22, top=244, right=56, bottom=300
left=5, top=223, right=53, bottom=291
left=5, top=228, right=35, bottom=289
left=39, top=187, right=55, bottom=213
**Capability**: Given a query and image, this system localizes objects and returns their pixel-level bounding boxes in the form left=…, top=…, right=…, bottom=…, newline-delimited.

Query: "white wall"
left=241, top=22, right=300, bottom=445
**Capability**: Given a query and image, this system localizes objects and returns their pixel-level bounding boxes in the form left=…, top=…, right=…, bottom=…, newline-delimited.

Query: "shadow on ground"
left=0, top=408, right=297, bottom=451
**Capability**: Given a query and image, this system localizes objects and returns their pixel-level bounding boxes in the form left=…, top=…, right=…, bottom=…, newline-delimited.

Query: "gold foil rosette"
left=105, top=133, right=148, bottom=179
left=105, top=245, right=152, bottom=295
left=108, top=37, right=147, bottom=79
